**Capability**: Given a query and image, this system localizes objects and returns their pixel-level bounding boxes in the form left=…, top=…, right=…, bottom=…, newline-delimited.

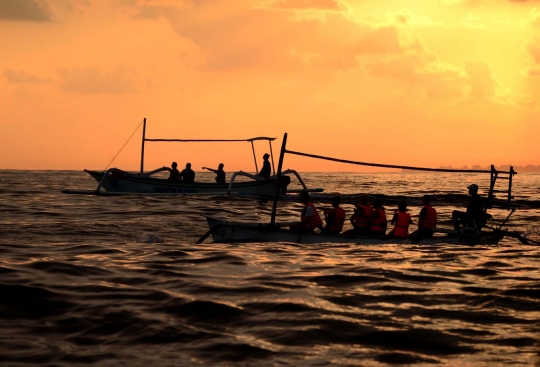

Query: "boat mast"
left=270, top=133, right=287, bottom=226
left=250, top=141, right=259, bottom=174
left=140, top=117, right=146, bottom=175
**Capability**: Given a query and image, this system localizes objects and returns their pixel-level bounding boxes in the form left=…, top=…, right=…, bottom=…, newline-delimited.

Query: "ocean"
left=0, top=170, right=539, bottom=366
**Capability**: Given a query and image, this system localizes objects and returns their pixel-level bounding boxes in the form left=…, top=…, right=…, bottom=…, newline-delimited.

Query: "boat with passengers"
left=198, top=133, right=529, bottom=246
left=62, top=118, right=323, bottom=197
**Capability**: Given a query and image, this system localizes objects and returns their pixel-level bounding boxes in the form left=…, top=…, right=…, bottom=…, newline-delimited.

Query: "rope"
left=104, top=119, right=145, bottom=171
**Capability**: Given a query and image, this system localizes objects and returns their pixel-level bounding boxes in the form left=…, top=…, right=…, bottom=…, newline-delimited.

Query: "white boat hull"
left=204, top=216, right=505, bottom=245
left=84, top=169, right=282, bottom=196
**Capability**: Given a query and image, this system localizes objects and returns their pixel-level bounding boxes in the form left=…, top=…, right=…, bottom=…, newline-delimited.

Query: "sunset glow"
left=2, top=0, right=540, bottom=172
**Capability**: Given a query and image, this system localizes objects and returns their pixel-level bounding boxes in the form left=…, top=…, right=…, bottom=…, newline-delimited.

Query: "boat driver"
left=452, top=184, right=491, bottom=232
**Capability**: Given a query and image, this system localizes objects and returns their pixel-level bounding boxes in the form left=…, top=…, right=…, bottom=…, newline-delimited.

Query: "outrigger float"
left=62, top=118, right=322, bottom=197
left=198, top=133, right=531, bottom=246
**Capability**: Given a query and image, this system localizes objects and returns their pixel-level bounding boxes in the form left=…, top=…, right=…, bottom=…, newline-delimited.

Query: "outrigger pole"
left=285, top=149, right=517, bottom=210
left=270, top=133, right=288, bottom=226
left=269, top=137, right=517, bottom=211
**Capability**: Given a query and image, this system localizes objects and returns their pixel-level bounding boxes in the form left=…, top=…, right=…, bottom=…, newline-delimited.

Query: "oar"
left=196, top=224, right=222, bottom=244
left=506, top=231, right=531, bottom=245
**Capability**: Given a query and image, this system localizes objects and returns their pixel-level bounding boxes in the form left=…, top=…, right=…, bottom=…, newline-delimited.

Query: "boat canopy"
left=136, top=118, right=277, bottom=176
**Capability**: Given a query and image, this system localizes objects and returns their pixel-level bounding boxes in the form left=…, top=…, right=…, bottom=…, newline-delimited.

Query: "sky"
left=1, top=0, right=540, bottom=172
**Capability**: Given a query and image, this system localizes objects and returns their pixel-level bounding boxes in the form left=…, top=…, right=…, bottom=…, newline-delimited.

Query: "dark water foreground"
left=0, top=170, right=539, bottom=366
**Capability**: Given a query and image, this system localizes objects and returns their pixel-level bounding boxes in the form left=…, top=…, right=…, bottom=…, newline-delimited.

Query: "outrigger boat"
left=62, top=118, right=322, bottom=197
left=198, top=133, right=527, bottom=246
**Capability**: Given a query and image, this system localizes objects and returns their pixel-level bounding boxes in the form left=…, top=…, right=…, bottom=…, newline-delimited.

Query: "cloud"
left=3, top=69, right=52, bottom=84
left=264, top=0, right=350, bottom=11
left=364, top=44, right=468, bottom=100
left=464, top=61, right=497, bottom=98
left=462, top=12, right=485, bottom=28
left=388, top=9, right=443, bottom=27
left=0, top=0, right=51, bottom=21
left=133, top=1, right=404, bottom=72
left=57, top=66, right=138, bottom=94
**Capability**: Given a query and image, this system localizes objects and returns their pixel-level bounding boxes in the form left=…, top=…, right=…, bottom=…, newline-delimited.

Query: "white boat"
left=62, top=118, right=322, bottom=197
left=198, top=133, right=521, bottom=245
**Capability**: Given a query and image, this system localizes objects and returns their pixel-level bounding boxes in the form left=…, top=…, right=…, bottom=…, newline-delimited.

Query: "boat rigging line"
left=104, top=118, right=145, bottom=171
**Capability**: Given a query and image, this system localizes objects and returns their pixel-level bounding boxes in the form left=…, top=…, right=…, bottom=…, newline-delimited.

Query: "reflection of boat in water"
left=62, top=118, right=322, bottom=197
left=199, top=133, right=523, bottom=246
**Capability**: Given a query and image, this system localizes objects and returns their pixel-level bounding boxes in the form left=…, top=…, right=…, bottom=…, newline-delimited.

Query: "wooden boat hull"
left=205, top=216, right=505, bottom=245
left=85, top=169, right=281, bottom=196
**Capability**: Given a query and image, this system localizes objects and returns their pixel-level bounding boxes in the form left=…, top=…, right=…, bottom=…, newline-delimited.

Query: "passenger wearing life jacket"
left=290, top=191, right=323, bottom=232
left=386, top=201, right=412, bottom=238
left=349, top=195, right=373, bottom=235
left=410, top=195, right=437, bottom=242
left=321, top=196, right=346, bottom=234
left=369, top=198, right=387, bottom=236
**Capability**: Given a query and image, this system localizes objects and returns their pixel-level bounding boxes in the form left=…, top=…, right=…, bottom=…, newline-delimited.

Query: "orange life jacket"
left=327, top=207, right=346, bottom=233
left=420, top=205, right=437, bottom=229
left=370, top=208, right=387, bottom=233
left=352, top=204, right=373, bottom=228
left=393, top=211, right=411, bottom=238
left=301, top=202, right=323, bottom=229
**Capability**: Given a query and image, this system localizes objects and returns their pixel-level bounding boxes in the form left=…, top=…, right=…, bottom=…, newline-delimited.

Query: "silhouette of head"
left=219, top=163, right=224, bottom=169
left=172, top=162, right=177, bottom=169
left=422, top=195, right=432, bottom=205
left=332, top=196, right=341, bottom=207
left=186, top=163, right=191, bottom=168
left=300, top=191, right=310, bottom=203
left=398, top=201, right=407, bottom=211
left=263, top=153, right=270, bottom=160
left=357, top=194, right=368, bottom=206
left=373, top=198, right=383, bottom=209
left=467, top=184, right=478, bottom=194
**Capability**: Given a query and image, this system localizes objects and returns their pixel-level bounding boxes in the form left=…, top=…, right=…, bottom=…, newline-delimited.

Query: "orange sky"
left=1, top=0, right=540, bottom=172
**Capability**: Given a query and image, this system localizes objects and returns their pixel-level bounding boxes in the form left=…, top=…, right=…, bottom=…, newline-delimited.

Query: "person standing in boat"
left=385, top=201, right=412, bottom=238
left=166, top=162, right=180, bottom=182
left=321, top=196, right=346, bottom=234
left=452, top=184, right=491, bottom=231
left=202, top=163, right=226, bottom=184
left=369, top=198, right=387, bottom=236
left=258, top=153, right=271, bottom=180
left=290, top=191, right=323, bottom=232
left=410, top=195, right=437, bottom=241
left=179, top=163, right=195, bottom=183
left=348, top=195, right=373, bottom=235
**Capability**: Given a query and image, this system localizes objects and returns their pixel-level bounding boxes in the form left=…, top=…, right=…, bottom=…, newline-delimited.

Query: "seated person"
left=321, top=196, right=346, bottom=234
left=452, top=184, right=491, bottom=231
left=385, top=201, right=412, bottom=238
left=166, top=161, right=180, bottom=182
left=345, top=195, right=373, bottom=235
left=410, top=195, right=437, bottom=241
left=290, top=191, right=323, bottom=233
left=203, top=163, right=226, bottom=184
left=258, top=153, right=271, bottom=179
left=179, top=163, right=195, bottom=183
left=369, top=198, right=387, bottom=236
